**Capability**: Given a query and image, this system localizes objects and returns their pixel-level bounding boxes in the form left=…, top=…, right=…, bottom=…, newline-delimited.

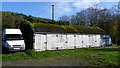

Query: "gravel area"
left=2, top=55, right=93, bottom=66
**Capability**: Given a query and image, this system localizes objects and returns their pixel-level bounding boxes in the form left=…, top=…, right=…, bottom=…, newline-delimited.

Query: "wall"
left=34, top=33, right=111, bottom=51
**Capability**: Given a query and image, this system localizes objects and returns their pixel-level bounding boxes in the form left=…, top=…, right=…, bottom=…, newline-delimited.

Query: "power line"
left=33, top=2, right=104, bottom=19
left=93, top=2, right=102, bottom=7
left=49, top=0, right=56, bottom=5
left=54, top=2, right=103, bottom=9
left=55, top=5, right=77, bottom=9
left=34, top=6, right=51, bottom=16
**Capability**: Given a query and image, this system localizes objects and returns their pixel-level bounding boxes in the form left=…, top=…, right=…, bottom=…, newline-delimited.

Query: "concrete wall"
left=34, top=33, right=111, bottom=51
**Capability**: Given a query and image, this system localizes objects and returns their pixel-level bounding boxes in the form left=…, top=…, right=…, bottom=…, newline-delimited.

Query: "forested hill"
left=2, top=11, right=70, bottom=28
left=2, top=11, right=106, bottom=34
left=2, top=11, right=51, bottom=28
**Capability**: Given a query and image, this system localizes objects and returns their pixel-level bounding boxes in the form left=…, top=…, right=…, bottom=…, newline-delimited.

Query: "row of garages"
left=34, top=33, right=112, bottom=51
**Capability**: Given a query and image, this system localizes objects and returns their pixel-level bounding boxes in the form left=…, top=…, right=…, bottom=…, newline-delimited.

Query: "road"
left=2, top=55, right=94, bottom=66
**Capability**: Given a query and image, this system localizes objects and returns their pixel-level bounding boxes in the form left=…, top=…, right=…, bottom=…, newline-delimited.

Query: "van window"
left=103, top=37, right=109, bottom=39
left=6, top=34, right=23, bottom=40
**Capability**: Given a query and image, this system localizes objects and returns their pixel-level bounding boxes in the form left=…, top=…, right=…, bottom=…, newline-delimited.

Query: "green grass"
left=2, top=45, right=119, bottom=66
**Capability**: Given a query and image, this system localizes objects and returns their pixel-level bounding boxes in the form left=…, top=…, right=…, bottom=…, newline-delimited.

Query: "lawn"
left=2, top=45, right=119, bottom=66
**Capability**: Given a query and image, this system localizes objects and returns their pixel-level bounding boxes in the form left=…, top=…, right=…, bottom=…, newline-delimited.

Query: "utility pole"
left=52, top=5, right=54, bottom=22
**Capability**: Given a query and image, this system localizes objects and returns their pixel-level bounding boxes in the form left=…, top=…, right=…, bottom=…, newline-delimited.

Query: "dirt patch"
left=2, top=55, right=94, bottom=66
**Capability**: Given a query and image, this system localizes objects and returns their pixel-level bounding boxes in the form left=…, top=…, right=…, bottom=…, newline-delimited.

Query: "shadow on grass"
left=2, top=50, right=25, bottom=54
left=88, top=48, right=119, bottom=51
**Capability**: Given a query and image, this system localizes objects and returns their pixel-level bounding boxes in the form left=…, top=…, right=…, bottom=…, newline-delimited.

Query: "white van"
left=2, top=29, right=25, bottom=51
left=101, top=34, right=112, bottom=46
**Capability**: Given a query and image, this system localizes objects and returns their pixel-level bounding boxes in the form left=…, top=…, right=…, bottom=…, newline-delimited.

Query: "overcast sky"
left=2, top=0, right=120, bottom=20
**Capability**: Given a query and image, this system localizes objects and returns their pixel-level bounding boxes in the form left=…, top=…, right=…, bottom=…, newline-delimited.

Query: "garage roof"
left=33, top=23, right=107, bottom=34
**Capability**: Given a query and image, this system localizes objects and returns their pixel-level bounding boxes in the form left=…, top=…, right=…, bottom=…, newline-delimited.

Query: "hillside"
left=2, top=11, right=53, bottom=28
left=2, top=11, right=70, bottom=29
left=2, top=11, right=106, bottom=34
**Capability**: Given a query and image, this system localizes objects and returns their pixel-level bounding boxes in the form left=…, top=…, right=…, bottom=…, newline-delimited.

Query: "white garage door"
left=34, top=34, right=46, bottom=51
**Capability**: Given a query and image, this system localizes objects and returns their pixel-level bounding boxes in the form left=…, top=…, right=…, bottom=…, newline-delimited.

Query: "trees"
left=57, top=20, right=70, bottom=25
left=117, top=1, right=120, bottom=45
left=2, top=12, right=24, bottom=28
left=59, top=15, right=70, bottom=21
left=58, top=2, right=120, bottom=45
left=19, top=20, right=34, bottom=50
left=2, top=11, right=58, bottom=27
left=108, top=3, right=119, bottom=45
left=58, top=15, right=70, bottom=25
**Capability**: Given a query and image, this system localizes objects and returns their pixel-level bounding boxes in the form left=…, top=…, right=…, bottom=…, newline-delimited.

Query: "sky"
left=1, top=0, right=120, bottom=20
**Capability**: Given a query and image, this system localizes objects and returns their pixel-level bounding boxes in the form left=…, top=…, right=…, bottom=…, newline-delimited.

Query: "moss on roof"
left=31, top=23, right=65, bottom=33
left=31, top=23, right=106, bottom=34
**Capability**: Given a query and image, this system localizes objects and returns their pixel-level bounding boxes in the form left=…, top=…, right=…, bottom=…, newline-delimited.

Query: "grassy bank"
left=2, top=45, right=119, bottom=66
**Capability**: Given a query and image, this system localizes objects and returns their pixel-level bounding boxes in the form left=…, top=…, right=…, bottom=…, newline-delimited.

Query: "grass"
left=31, top=23, right=105, bottom=34
left=2, top=45, right=119, bottom=66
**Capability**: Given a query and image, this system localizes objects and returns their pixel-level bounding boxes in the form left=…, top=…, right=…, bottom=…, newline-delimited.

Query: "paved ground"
left=2, top=55, right=94, bottom=66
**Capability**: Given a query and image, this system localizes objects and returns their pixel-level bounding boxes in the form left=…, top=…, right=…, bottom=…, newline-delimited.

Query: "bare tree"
left=59, top=15, right=70, bottom=21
